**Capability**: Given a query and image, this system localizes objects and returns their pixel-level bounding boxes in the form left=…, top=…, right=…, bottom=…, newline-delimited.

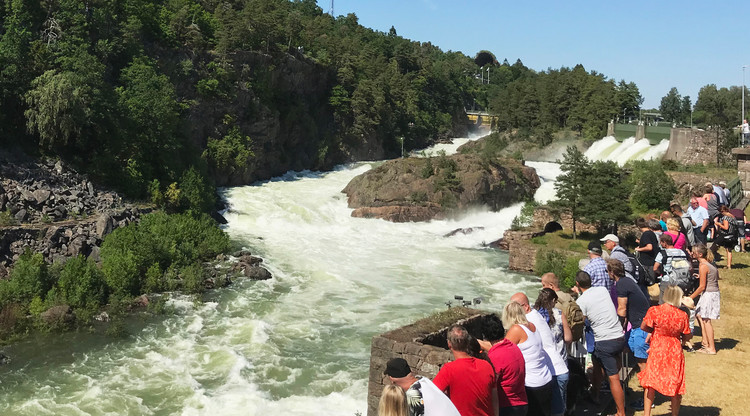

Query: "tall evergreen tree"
left=553, top=145, right=590, bottom=239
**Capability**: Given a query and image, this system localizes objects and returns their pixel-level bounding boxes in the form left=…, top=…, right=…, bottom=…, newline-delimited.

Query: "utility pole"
left=330, top=0, right=334, bottom=16
left=486, top=67, right=490, bottom=84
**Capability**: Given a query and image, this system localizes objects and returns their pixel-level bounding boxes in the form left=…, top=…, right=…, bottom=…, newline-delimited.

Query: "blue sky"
left=318, top=0, right=748, bottom=110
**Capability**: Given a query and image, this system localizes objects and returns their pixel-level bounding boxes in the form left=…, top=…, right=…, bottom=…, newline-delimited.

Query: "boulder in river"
left=342, top=154, right=540, bottom=222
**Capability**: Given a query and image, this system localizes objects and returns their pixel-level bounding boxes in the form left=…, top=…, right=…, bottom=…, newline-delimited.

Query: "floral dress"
left=638, top=303, right=691, bottom=396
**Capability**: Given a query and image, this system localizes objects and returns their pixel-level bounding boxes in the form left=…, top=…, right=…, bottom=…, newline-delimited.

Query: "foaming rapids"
left=0, top=136, right=540, bottom=416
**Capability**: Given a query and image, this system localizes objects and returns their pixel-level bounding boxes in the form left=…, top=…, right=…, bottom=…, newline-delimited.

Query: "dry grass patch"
left=626, top=251, right=750, bottom=416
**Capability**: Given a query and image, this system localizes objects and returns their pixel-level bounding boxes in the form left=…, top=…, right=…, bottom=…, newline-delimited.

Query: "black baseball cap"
left=384, top=358, right=411, bottom=378
left=588, top=241, right=603, bottom=255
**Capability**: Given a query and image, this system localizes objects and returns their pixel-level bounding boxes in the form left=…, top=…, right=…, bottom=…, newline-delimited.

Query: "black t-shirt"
left=638, top=230, right=659, bottom=266
left=616, top=277, right=650, bottom=328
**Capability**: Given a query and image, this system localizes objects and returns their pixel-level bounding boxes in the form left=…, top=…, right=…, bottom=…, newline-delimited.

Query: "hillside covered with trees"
left=0, top=0, right=655, bottom=208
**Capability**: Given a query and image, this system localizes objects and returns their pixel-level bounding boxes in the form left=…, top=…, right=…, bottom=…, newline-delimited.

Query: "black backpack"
left=633, top=251, right=657, bottom=286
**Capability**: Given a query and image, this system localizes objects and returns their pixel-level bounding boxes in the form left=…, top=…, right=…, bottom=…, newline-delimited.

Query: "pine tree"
left=553, top=145, right=590, bottom=239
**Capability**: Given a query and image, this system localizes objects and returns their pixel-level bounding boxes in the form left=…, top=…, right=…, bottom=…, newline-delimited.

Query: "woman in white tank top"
left=504, top=302, right=554, bottom=416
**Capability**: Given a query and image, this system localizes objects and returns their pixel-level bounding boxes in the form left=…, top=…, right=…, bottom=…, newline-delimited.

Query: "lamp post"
left=743, top=65, right=747, bottom=122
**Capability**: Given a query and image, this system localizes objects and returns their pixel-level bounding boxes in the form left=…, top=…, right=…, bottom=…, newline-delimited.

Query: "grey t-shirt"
left=577, top=286, right=623, bottom=342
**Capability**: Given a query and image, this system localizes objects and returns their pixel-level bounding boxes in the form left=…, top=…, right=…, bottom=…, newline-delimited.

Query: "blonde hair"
left=663, top=285, right=684, bottom=307
left=693, top=243, right=714, bottom=263
left=666, top=217, right=680, bottom=232
left=378, top=384, right=408, bottom=416
left=502, top=301, right=529, bottom=329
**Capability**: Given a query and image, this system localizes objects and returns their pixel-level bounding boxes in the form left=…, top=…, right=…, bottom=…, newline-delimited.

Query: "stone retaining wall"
left=664, top=128, right=722, bottom=165
left=367, top=308, right=499, bottom=416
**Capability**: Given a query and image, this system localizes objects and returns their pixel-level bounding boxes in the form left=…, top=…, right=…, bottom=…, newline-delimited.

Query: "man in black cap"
left=384, top=357, right=460, bottom=416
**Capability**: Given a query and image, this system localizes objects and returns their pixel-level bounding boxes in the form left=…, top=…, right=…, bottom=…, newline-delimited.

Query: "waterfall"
left=584, top=136, right=670, bottom=165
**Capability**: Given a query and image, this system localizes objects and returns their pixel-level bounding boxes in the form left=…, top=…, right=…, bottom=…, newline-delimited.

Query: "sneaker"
left=735, top=245, right=741, bottom=252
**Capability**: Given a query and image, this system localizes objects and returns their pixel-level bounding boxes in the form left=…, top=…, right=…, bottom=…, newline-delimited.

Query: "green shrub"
left=100, top=212, right=229, bottom=297
left=535, top=248, right=567, bottom=277
left=629, top=160, right=677, bottom=212
left=0, top=251, right=53, bottom=307
left=144, top=263, right=164, bottom=293
left=420, top=158, right=434, bottom=178
left=180, top=263, right=205, bottom=294
left=57, top=256, right=107, bottom=310
left=0, top=210, right=16, bottom=226
left=511, top=200, right=538, bottom=230
left=561, top=256, right=582, bottom=290
left=535, top=248, right=584, bottom=291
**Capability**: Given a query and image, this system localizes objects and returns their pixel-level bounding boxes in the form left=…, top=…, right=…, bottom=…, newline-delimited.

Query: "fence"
left=727, top=176, right=743, bottom=209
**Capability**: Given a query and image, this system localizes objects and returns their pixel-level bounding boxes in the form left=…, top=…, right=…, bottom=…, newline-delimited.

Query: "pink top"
left=487, top=339, right=528, bottom=408
left=696, top=197, right=708, bottom=209
left=665, top=231, right=686, bottom=250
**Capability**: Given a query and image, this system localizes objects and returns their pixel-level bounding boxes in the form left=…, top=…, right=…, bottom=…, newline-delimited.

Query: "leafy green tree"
left=203, top=126, right=254, bottom=181
left=680, top=96, right=692, bottom=125
left=24, top=70, right=95, bottom=149
left=694, top=84, right=742, bottom=165
left=553, top=146, right=590, bottom=239
left=579, top=160, right=631, bottom=233
left=659, top=87, right=682, bottom=123
left=628, top=160, right=678, bottom=212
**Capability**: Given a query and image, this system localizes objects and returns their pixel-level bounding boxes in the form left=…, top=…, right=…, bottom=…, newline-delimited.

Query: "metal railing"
left=727, top=176, right=743, bottom=209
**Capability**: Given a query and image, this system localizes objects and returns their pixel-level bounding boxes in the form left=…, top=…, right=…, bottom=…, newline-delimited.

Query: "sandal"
left=696, top=348, right=717, bottom=355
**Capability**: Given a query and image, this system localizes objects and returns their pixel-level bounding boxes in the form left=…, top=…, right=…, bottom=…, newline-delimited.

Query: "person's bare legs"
left=670, top=394, right=682, bottom=416
left=703, top=318, right=716, bottom=353
left=643, top=388, right=656, bottom=416
left=728, top=248, right=733, bottom=269
left=608, top=372, right=625, bottom=416
left=696, top=313, right=707, bottom=349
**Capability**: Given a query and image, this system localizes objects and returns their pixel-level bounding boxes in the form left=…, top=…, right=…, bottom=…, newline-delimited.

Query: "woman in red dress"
left=639, top=285, right=692, bottom=416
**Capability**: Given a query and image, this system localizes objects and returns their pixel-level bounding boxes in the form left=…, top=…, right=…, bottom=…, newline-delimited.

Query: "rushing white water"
left=0, top=137, right=541, bottom=416
left=0, top=132, right=669, bottom=415
left=584, top=136, right=670, bottom=165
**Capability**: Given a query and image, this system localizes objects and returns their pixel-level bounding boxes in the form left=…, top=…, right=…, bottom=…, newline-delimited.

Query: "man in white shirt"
left=575, top=271, right=626, bottom=416
left=741, top=119, right=749, bottom=146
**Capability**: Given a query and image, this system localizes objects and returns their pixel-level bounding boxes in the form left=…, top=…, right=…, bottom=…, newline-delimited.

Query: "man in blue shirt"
left=687, top=197, right=709, bottom=244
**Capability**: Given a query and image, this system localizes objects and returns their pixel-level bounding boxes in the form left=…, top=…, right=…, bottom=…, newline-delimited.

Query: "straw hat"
left=681, top=296, right=695, bottom=310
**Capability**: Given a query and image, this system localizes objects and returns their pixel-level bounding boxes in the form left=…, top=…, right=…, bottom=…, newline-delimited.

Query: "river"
left=0, top=135, right=661, bottom=415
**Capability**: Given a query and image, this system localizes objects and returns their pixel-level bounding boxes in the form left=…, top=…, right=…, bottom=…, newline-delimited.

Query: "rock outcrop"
left=0, top=156, right=151, bottom=272
left=342, top=154, right=540, bottom=222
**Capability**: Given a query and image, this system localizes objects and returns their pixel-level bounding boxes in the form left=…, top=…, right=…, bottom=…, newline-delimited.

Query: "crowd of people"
left=378, top=181, right=743, bottom=416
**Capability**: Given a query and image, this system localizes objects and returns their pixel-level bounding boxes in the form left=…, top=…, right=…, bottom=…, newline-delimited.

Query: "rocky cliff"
left=342, top=154, right=540, bottom=222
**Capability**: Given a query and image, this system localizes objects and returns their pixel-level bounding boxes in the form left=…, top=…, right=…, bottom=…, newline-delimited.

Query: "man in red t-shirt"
left=433, top=325, right=496, bottom=416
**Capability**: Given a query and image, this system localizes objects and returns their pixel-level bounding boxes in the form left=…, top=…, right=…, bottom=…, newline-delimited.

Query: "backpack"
left=561, top=299, right=585, bottom=342
left=663, top=249, right=693, bottom=292
left=633, top=251, right=657, bottom=286
left=612, top=246, right=638, bottom=282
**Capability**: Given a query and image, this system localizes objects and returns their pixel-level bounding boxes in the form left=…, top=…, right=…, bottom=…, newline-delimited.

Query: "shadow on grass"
left=676, top=405, right=721, bottom=416
left=715, top=337, right=739, bottom=351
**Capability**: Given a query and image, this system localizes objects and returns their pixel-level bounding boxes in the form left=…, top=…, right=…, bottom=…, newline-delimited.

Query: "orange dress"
left=638, top=304, right=690, bottom=396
